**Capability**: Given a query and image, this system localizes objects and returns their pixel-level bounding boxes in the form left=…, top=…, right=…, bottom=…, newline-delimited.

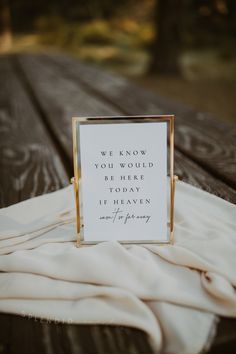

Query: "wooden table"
left=0, top=53, right=235, bottom=354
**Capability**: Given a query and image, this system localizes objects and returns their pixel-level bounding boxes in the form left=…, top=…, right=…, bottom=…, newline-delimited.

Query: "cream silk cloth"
left=0, top=181, right=236, bottom=354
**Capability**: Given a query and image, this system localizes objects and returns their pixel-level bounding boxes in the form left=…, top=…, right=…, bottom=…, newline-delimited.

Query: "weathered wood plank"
left=174, top=149, right=236, bottom=203
left=13, top=55, right=120, bottom=164
left=209, top=318, right=236, bottom=354
left=66, top=325, right=154, bottom=354
left=0, top=55, right=70, bottom=354
left=0, top=313, right=11, bottom=353
left=41, top=53, right=236, bottom=190
left=0, top=56, right=68, bottom=207
left=16, top=54, right=236, bottom=204
left=0, top=56, right=65, bottom=354
left=10, top=315, right=46, bottom=354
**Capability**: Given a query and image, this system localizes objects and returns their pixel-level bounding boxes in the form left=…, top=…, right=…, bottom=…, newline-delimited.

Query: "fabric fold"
left=0, top=180, right=235, bottom=354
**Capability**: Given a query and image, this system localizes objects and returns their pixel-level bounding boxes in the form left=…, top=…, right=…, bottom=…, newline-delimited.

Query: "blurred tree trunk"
left=149, top=0, right=183, bottom=75
left=0, top=0, right=12, bottom=53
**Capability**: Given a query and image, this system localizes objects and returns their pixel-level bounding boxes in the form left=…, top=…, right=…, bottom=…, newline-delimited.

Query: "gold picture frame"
left=72, top=115, right=178, bottom=246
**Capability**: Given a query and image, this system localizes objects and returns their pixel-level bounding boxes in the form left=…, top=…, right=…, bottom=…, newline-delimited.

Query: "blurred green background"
left=0, top=0, right=235, bottom=123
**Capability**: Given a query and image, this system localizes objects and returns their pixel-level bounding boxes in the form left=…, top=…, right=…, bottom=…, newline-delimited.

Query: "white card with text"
left=78, top=121, right=168, bottom=242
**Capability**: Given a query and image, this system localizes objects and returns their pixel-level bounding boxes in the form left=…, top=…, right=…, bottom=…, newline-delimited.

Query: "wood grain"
left=41, top=53, right=236, bottom=189
left=0, top=56, right=68, bottom=207
left=16, top=53, right=236, bottom=203
left=0, top=313, right=154, bottom=354
left=14, top=54, right=120, bottom=163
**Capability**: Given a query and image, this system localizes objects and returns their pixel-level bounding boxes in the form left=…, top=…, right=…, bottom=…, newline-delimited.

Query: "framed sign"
left=72, top=115, right=176, bottom=246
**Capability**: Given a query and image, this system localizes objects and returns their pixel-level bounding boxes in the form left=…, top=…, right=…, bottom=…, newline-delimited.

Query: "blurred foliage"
left=9, top=0, right=153, bottom=31
left=149, top=0, right=236, bottom=74
left=184, top=0, right=236, bottom=55
left=36, top=16, right=153, bottom=49
left=33, top=15, right=153, bottom=75
left=8, top=0, right=235, bottom=47
left=1, top=0, right=235, bottom=77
